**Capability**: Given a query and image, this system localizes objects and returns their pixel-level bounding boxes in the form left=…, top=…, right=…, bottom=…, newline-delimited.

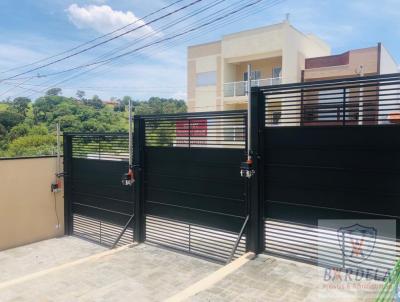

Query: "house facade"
left=187, top=20, right=330, bottom=112
left=303, top=43, right=397, bottom=81
left=302, top=44, right=398, bottom=125
left=187, top=21, right=398, bottom=125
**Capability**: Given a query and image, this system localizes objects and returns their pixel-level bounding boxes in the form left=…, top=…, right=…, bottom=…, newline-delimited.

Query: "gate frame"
left=246, top=87, right=266, bottom=254
left=134, top=116, right=146, bottom=243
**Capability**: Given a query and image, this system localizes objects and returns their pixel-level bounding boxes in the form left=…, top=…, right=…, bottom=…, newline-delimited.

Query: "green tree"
left=46, top=88, right=62, bottom=96
left=0, top=110, right=24, bottom=130
left=84, top=95, right=104, bottom=109
left=82, top=119, right=106, bottom=132
left=9, top=124, right=30, bottom=140
left=135, top=97, right=187, bottom=115
left=11, top=97, right=31, bottom=117
left=7, top=134, right=56, bottom=157
left=0, top=123, right=6, bottom=138
left=0, top=92, right=188, bottom=158
left=33, top=95, right=68, bottom=123
left=76, top=90, right=86, bottom=100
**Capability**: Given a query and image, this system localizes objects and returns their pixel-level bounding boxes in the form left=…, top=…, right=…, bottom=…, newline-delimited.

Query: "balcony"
left=224, top=77, right=282, bottom=97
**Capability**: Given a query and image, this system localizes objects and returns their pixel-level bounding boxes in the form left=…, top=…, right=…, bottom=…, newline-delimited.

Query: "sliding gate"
left=138, top=111, right=248, bottom=262
left=63, top=73, right=400, bottom=273
left=64, top=133, right=135, bottom=247
left=257, top=74, right=400, bottom=278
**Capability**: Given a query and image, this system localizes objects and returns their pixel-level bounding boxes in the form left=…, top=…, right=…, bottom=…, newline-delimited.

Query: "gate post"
left=134, top=116, right=146, bottom=243
left=246, top=87, right=265, bottom=254
left=63, top=134, right=73, bottom=236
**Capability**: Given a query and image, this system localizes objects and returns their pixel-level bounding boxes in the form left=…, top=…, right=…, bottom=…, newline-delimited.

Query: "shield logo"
left=337, top=223, right=377, bottom=264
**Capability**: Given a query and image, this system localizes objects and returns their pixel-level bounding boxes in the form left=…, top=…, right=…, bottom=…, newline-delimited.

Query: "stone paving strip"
left=165, top=252, right=255, bottom=302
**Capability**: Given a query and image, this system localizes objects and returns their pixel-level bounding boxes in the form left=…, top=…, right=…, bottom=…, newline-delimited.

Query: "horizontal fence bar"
left=260, top=73, right=400, bottom=127
left=142, top=110, right=247, bottom=149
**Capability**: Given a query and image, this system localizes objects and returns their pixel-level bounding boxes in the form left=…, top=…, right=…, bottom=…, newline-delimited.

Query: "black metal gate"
left=64, top=133, right=135, bottom=247
left=136, top=111, right=248, bottom=262
left=256, top=74, right=400, bottom=278
left=63, top=73, right=400, bottom=273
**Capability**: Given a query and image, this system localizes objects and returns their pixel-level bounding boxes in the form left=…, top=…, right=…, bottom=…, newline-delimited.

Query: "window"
left=272, top=67, right=282, bottom=78
left=243, top=70, right=261, bottom=81
left=196, top=71, right=216, bottom=87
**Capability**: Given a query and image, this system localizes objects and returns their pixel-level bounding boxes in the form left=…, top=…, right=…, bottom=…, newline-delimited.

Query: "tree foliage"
left=11, top=97, right=31, bottom=117
left=0, top=110, right=24, bottom=130
left=0, top=91, right=186, bottom=158
left=46, top=88, right=62, bottom=96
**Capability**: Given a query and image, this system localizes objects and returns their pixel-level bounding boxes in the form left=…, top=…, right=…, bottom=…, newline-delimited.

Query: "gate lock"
left=121, top=168, right=134, bottom=186
left=240, top=159, right=255, bottom=179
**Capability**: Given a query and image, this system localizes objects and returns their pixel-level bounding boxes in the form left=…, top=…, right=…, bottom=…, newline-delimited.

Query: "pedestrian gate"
left=64, top=133, right=134, bottom=247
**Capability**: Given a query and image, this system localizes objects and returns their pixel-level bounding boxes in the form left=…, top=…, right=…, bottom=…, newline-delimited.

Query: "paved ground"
left=0, top=237, right=383, bottom=301
left=0, top=237, right=219, bottom=302
left=189, top=254, right=383, bottom=302
left=0, top=237, right=106, bottom=283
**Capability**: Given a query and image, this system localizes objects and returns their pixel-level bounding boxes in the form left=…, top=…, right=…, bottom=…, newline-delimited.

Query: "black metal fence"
left=64, top=73, right=400, bottom=271
left=263, top=73, right=400, bottom=126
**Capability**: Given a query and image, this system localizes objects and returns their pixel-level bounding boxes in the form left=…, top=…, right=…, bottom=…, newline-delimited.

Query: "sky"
left=0, top=0, right=399, bottom=102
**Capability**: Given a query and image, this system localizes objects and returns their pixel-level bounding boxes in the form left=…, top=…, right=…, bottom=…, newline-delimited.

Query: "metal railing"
left=258, top=73, right=400, bottom=126
left=224, top=77, right=282, bottom=97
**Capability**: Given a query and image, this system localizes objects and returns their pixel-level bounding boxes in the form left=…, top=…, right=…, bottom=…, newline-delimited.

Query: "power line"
left=7, top=0, right=228, bottom=82
left=74, top=0, right=284, bottom=83
left=3, top=0, right=230, bottom=98
left=0, top=0, right=204, bottom=82
left=7, top=0, right=252, bottom=97
left=0, top=0, right=187, bottom=75
left=8, top=0, right=285, bottom=99
left=19, top=0, right=265, bottom=79
left=0, top=77, right=38, bottom=98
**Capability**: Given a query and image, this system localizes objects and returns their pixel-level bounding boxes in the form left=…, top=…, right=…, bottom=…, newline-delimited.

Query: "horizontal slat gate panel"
left=73, top=214, right=133, bottom=247
left=146, top=201, right=243, bottom=234
left=146, top=215, right=246, bottom=263
left=71, top=158, right=133, bottom=226
left=67, top=133, right=134, bottom=248
left=145, top=147, right=246, bottom=232
left=264, top=219, right=398, bottom=280
left=142, top=111, right=248, bottom=262
left=264, top=126, right=400, bottom=221
left=264, top=201, right=400, bottom=237
left=263, top=125, right=400, bottom=278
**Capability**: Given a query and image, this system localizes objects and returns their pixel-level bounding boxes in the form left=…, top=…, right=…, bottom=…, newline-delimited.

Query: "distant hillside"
left=0, top=90, right=186, bottom=158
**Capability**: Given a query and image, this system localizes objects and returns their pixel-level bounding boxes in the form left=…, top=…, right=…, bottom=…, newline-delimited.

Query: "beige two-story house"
left=187, top=21, right=398, bottom=126
left=187, top=20, right=330, bottom=112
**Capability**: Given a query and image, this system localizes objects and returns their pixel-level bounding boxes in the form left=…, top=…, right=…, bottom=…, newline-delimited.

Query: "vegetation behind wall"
left=0, top=89, right=186, bottom=157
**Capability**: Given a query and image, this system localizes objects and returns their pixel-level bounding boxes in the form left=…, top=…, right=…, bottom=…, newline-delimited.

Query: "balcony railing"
left=224, top=78, right=282, bottom=97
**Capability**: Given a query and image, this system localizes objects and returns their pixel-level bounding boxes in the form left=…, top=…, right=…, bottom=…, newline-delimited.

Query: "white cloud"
left=66, top=4, right=156, bottom=37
